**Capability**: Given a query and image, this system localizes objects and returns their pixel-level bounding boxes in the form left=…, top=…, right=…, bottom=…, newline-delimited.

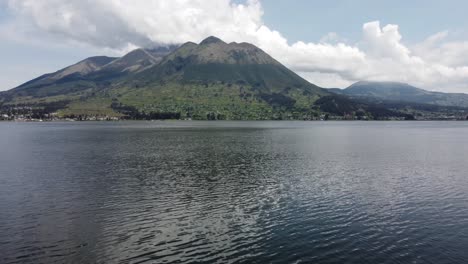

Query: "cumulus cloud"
left=5, top=0, right=264, bottom=48
left=413, top=31, right=468, bottom=67
left=3, top=0, right=468, bottom=92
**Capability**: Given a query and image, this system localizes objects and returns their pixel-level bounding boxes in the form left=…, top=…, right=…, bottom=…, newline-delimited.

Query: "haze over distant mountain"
left=331, top=81, right=468, bottom=108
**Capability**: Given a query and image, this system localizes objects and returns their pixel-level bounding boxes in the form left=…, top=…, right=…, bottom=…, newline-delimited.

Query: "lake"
left=1, top=121, right=467, bottom=263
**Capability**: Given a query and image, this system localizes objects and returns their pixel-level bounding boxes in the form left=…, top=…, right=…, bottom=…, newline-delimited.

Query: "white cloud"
left=297, top=72, right=354, bottom=89
left=413, top=31, right=468, bottom=67
left=4, top=0, right=264, bottom=48
left=319, top=32, right=347, bottom=44
left=3, top=0, right=468, bottom=93
left=362, top=21, right=410, bottom=60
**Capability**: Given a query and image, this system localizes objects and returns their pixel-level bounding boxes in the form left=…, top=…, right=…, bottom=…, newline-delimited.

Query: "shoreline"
left=1, top=119, right=467, bottom=122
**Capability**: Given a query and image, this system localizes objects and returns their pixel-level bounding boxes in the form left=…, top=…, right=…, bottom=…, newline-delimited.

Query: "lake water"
left=1, top=121, right=468, bottom=263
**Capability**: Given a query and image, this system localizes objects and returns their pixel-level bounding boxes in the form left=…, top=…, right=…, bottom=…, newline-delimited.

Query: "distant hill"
left=331, top=81, right=468, bottom=108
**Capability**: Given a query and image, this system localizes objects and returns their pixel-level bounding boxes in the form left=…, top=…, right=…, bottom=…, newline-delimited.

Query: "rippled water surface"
left=1, top=121, right=468, bottom=263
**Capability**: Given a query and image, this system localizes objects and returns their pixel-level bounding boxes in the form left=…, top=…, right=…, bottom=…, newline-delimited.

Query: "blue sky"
left=1, top=0, right=468, bottom=92
left=261, top=0, right=468, bottom=43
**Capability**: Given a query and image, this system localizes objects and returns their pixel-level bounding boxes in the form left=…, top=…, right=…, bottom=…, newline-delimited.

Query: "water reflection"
left=0, top=122, right=467, bottom=263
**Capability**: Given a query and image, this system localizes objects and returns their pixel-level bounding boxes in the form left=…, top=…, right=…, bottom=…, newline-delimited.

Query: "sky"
left=1, top=0, right=468, bottom=92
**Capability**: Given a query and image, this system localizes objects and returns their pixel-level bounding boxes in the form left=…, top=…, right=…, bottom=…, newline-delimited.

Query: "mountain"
left=2, top=46, right=177, bottom=100
left=8, top=56, right=117, bottom=96
left=332, top=81, right=468, bottom=108
left=0, top=37, right=421, bottom=120
left=0, top=36, right=325, bottom=120
left=99, top=46, right=177, bottom=73
left=106, top=36, right=333, bottom=120
left=135, top=36, right=323, bottom=89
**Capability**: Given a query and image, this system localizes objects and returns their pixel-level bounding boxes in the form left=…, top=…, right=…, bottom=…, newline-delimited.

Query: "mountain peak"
left=159, top=36, right=280, bottom=66
left=351, top=81, right=410, bottom=87
left=100, top=46, right=175, bottom=73
left=199, top=36, right=225, bottom=45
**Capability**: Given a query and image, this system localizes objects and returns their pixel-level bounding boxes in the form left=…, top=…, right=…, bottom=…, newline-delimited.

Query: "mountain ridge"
left=331, top=81, right=468, bottom=108
left=1, top=37, right=466, bottom=120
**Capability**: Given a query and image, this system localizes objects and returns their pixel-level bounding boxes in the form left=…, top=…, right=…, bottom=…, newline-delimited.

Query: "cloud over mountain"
left=3, top=0, right=468, bottom=92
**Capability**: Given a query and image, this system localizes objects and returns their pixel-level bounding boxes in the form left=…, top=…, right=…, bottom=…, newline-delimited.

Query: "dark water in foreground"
left=0, top=121, right=468, bottom=264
